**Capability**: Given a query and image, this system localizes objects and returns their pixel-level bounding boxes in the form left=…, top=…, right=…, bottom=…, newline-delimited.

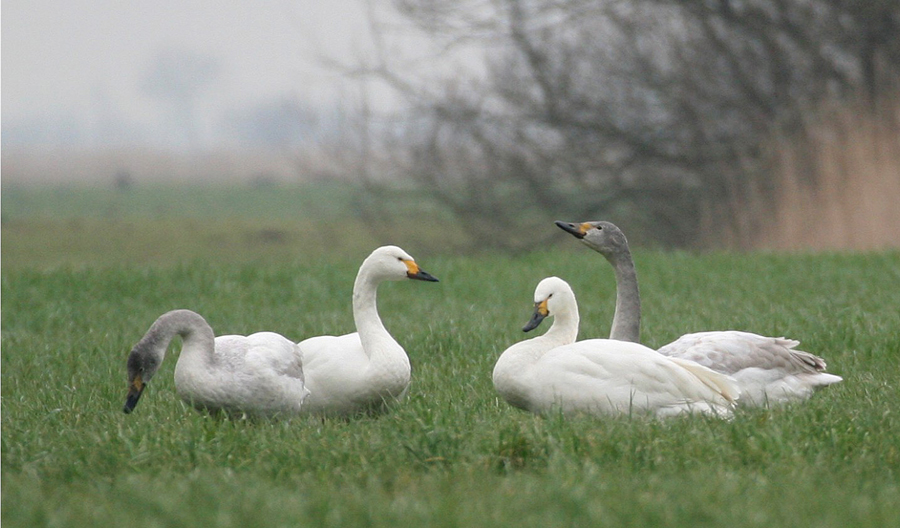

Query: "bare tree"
left=340, top=0, right=900, bottom=250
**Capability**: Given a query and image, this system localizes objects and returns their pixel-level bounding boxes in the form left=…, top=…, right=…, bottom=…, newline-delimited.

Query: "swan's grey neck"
left=604, top=248, right=641, bottom=343
left=141, top=309, right=215, bottom=367
left=352, top=268, right=394, bottom=358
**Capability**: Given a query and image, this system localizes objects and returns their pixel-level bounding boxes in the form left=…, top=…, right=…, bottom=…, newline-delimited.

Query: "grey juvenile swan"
left=124, top=309, right=310, bottom=417
left=555, top=220, right=843, bottom=406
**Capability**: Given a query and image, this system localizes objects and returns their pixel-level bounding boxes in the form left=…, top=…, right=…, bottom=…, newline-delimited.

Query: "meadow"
left=2, top=184, right=900, bottom=527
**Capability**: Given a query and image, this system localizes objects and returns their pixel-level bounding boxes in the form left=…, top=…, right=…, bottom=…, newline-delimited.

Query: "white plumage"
left=493, top=277, right=740, bottom=418
left=297, top=245, right=439, bottom=415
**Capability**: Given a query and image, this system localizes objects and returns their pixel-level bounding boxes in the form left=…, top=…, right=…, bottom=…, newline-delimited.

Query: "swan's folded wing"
left=539, top=340, right=734, bottom=415
left=658, top=331, right=825, bottom=374
left=602, top=344, right=737, bottom=410
left=297, top=333, right=366, bottom=369
left=229, top=332, right=309, bottom=413
left=537, top=344, right=630, bottom=405
left=296, top=332, right=372, bottom=392
left=665, top=357, right=741, bottom=404
left=244, top=332, right=305, bottom=382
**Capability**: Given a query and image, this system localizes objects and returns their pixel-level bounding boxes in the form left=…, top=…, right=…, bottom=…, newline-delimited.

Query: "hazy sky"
left=2, top=1, right=381, bottom=149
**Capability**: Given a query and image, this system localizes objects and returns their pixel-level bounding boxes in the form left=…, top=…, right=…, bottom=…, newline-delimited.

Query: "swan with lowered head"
left=555, top=220, right=843, bottom=406
left=493, top=277, right=740, bottom=418
left=124, top=309, right=309, bottom=417
left=297, top=245, right=438, bottom=416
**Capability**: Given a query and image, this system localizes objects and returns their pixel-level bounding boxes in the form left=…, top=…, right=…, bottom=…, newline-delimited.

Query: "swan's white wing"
left=298, top=333, right=368, bottom=377
left=658, top=331, right=842, bottom=405
left=297, top=333, right=377, bottom=414
left=536, top=339, right=735, bottom=417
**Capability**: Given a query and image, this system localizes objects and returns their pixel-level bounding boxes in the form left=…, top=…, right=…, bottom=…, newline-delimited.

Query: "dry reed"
left=742, top=97, right=900, bottom=251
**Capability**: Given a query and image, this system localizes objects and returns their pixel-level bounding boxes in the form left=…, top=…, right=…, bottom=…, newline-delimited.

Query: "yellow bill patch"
left=579, top=223, right=592, bottom=234
left=403, top=259, right=420, bottom=275
left=537, top=299, right=549, bottom=316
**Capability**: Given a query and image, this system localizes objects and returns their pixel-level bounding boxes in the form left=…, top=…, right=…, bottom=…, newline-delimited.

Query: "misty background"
left=3, top=1, right=389, bottom=182
left=3, top=1, right=382, bottom=150
left=3, top=0, right=899, bottom=253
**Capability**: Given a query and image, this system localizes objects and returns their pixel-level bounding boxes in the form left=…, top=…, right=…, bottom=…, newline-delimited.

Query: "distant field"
left=1, top=183, right=463, bottom=268
left=2, top=183, right=358, bottom=221
left=3, top=184, right=900, bottom=526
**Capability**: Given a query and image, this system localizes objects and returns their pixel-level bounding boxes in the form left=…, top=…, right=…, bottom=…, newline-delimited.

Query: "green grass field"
left=3, top=185, right=900, bottom=527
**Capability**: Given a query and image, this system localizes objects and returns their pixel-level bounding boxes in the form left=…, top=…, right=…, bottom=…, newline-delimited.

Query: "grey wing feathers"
left=658, top=331, right=828, bottom=375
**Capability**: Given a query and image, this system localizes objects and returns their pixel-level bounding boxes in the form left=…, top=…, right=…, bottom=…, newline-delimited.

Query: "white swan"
left=555, top=220, right=843, bottom=406
left=493, top=277, right=740, bottom=418
left=297, top=245, right=438, bottom=416
left=124, top=309, right=310, bottom=417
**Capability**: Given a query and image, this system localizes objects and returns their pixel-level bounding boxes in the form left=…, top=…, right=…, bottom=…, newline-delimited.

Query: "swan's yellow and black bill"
left=555, top=220, right=588, bottom=239
left=123, top=374, right=145, bottom=414
left=523, top=299, right=550, bottom=332
left=403, top=260, right=439, bottom=282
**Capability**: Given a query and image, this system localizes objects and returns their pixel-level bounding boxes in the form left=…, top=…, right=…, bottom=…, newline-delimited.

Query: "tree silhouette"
left=343, top=0, right=900, bottom=250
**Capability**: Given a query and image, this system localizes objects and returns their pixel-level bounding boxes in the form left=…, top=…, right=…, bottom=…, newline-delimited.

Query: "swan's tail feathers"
left=772, top=336, right=836, bottom=374
left=790, top=349, right=830, bottom=372
left=807, top=372, right=844, bottom=387
left=668, top=357, right=742, bottom=405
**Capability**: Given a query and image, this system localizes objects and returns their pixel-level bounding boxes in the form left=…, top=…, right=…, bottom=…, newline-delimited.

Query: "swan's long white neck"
left=352, top=265, right=400, bottom=360
left=541, top=302, right=580, bottom=349
left=493, top=295, right=579, bottom=411
left=605, top=248, right=641, bottom=343
left=141, top=309, right=216, bottom=372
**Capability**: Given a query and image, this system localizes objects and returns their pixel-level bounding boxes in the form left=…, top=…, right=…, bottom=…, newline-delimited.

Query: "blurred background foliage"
left=337, top=0, right=900, bottom=251
left=3, top=0, right=899, bottom=257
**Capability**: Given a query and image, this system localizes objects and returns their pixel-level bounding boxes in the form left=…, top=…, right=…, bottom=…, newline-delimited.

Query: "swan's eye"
left=397, top=257, right=404, bottom=261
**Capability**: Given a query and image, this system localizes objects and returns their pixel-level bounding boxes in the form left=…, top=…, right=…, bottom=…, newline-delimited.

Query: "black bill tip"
left=408, top=269, right=439, bottom=282
left=522, top=310, right=547, bottom=332
left=123, top=386, right=145, bottom=414
left=555, top=220, right=585, bottom=239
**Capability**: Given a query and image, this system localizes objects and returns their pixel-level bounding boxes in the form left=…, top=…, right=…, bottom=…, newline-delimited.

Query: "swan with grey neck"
left=555, top=220, right=842, bottom=406
left=124, top=309, right=309, bottom=416
left=297, top=245, right=438, bottom=416
left=493, top=277, right=740, bottom=418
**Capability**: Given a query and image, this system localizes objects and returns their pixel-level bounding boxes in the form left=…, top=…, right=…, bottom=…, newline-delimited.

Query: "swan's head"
left=555, top=220, right=628, bottom=259
left=523, top=276, right=577, bottom=332
left=362, top=245, right=439, bottom=283
left=123, top=338, right=162, bottom=413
